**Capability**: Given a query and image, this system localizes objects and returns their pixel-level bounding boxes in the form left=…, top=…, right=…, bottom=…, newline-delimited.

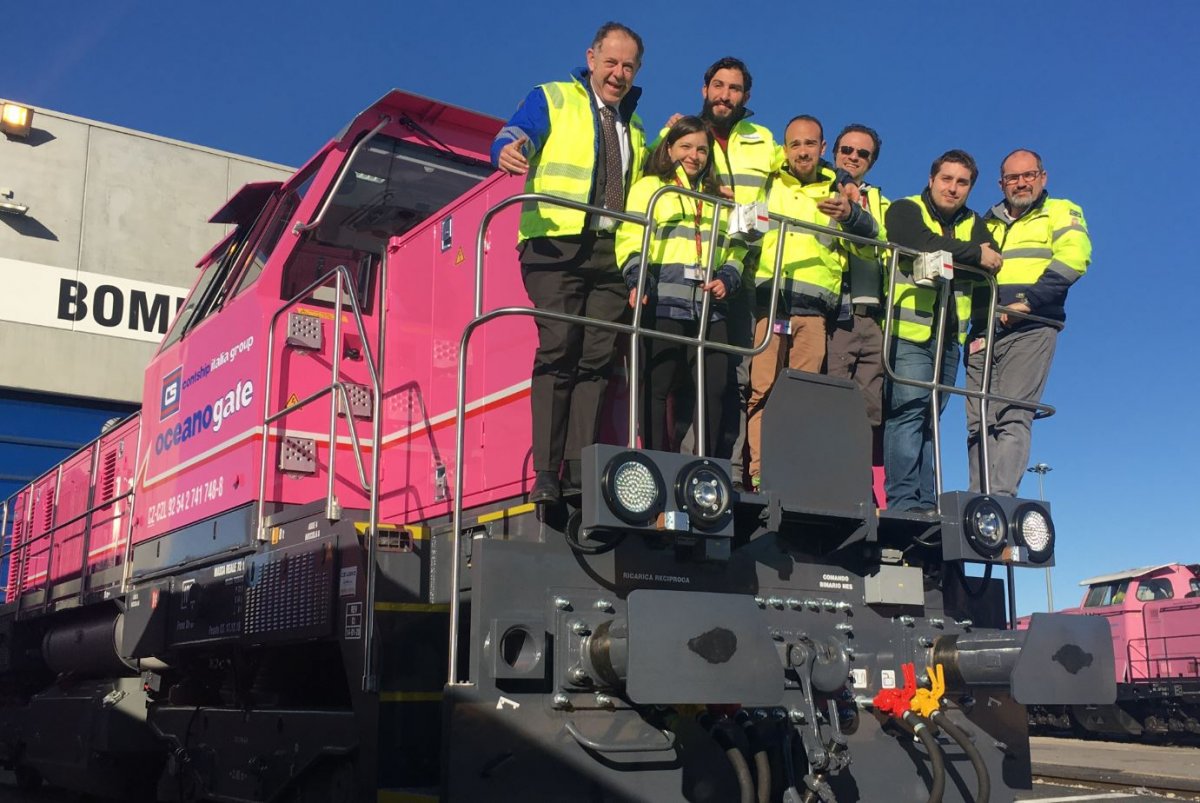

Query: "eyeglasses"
left=1001, top=169, right=1043, bottom=186
left=838, top=145, right=872, bottom=160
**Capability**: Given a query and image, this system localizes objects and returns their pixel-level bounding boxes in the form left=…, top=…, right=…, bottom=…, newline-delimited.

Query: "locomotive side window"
left=232, top=176, right=312, bottom=298
left=1084, top=580, right=1131, bottom=607
left=1188, top=579, right=1200, bottom=598
left=1135, top=578, right=1175, bottom=602
left=161, top=222, right=257, bottom=350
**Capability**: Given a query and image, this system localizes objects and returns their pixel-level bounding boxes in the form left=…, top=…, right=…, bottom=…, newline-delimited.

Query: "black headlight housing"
left=939, top=492, right=1055, bottom=567
left=675, top=459, right=734, bottom=531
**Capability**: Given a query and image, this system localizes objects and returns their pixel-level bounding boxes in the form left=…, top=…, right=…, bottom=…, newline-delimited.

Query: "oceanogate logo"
left=155, top=380, right=255, bottom=454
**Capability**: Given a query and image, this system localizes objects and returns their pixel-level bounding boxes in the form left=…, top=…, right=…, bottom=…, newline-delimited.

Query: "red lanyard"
left=673, top=175, right=705, bottom=265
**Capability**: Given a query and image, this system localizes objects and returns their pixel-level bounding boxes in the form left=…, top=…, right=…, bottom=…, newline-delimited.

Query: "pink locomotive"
left=0, top=88, right=1113, bottom=802
left=1025, top=563, right=1200, bottom=737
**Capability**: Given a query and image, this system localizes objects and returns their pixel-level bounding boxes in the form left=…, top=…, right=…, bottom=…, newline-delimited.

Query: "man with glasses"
left=883, top=150, right=1000, bottom=515
left=492, top=22, right=647, bottom=506
left=826, top=125, right=888, bottom=494
left=965, top=149, right=1091, bottom=496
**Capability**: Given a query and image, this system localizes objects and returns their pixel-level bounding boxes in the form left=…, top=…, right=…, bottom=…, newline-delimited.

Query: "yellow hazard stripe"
left=477, top=502, right=536, bottom=524
left=374, top=602, right=449, bottom=613
left=354, top=522, right=428, bottom=540
left=379, top=691, right=443, bottom=703
left=377, top=790, right=438, bottom=802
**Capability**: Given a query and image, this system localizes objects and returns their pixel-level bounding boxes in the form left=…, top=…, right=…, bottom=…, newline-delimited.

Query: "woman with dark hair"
left=616, top=115, right=746, bottom=455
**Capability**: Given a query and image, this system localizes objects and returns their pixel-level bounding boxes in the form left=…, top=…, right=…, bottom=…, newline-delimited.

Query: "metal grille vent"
left=279, top=436, right=317, bottom=474
left=286, top=312, right=324, bottom=350
left=244, top=551, right=332, bottom=636
left=40, top=489, right=55, bottom=533
left=338, top=383, right=373, bottom=419
left=100, top=450, right=118, bottom=502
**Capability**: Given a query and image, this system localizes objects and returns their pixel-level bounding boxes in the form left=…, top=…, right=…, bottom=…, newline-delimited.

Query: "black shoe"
left=561, top=460, right=583, bottom=500
left=907, top=506, right=941, bottom=520
left=530, top=471, right=560, bottom=505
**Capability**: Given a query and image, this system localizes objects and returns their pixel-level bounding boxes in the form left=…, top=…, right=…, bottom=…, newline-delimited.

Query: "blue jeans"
left=884, top=337, right=960, bottom=511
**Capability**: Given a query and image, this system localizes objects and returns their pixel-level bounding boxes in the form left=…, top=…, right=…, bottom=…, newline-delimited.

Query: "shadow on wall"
left=4, top=128, right=56, bottom=147
left=0, top=214, right=57, bottom=241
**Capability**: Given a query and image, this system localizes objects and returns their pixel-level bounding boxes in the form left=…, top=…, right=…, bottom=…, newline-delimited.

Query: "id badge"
left=968, top=337, right=987, bottom=356
left=682, top=266, right=703, bottom=283
left=772, top=318, right=792, bottom=336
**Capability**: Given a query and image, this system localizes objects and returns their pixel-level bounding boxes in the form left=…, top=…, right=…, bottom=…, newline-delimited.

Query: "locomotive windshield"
left=315, top=133, right=493, bottom=252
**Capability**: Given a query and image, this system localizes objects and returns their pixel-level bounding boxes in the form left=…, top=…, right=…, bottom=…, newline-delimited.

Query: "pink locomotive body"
left=4, top=90, right=542, bottom=606
left=1021, top=563, right=1200, bottom=736
left=1067, top=563, right=1200, bottom=683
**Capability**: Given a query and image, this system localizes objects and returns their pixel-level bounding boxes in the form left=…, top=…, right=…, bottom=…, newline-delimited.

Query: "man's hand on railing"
left=817, top=195, right=853, bottom=222
left=999, top=301, right=1031, bottom=328
left=979, top=243, right=1003, bottom=272
left=628, top=288, right=650, bottom=308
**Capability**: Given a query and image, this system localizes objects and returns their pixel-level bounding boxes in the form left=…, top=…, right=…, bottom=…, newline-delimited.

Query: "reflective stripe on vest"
left=519, top=79, right=646, bottom=241
left=892, top=195, right=975, bottom=344
left=615, top=170, right=742, bottom=318
left=756, top=167, right=845, bottom=311
left=985, top=198, right=1090, bottom=299
left=712, top=121, right=778, bottom=206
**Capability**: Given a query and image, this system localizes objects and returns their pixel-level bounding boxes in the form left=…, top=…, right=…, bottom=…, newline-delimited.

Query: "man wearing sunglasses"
left=826, top=125, right=889, bottom=496
left=965, top=150, right=1091, bottom=496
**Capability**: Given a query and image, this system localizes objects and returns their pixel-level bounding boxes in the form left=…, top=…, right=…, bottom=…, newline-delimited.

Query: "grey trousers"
left=965, top=326, right=1057, bottom=496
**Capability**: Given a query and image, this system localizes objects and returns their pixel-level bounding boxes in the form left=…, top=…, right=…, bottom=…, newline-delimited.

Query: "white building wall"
left=0, top=103, right=292, bottom=403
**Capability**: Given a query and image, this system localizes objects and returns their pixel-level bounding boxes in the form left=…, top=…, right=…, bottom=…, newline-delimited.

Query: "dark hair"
left=930, top=149, right=979, bottom=185
left=646, top=116, right=719, bottom=195
left=834, top=123, right=882, bottom=164
left=591, top=22, right=644, bottom=64
left=1000, top=148, right=1044, bottom=174
left=784, top=114, right=823, bottom=143
left=704, top=57, right=752, bottom=93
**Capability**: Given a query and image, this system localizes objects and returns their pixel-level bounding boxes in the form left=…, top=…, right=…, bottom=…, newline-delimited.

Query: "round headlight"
left=675, top=460, right=733, bottom=530
left=601, top=452, right=665, bottom=526
left=1014, top=503, right=1055, bottom=564
left=964, top=496, right=1008, bottom=558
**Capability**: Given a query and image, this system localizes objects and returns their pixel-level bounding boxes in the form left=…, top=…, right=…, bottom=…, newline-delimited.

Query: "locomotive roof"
left=1078, top=563, right=1200, bottom=586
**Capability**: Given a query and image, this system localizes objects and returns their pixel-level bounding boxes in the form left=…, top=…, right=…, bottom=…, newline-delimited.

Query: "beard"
left=1005, top=191, right=1036, bottom=212
left=701, top=99, right=744, bottom=130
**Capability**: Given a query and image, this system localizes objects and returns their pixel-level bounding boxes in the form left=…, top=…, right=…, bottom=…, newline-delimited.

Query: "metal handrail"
left=1126, top=633, right=1200, bottom=680
left=255, top=261, right=384, bottom=693
left=0, top=489, right=134, bottom=568
left=292, top=116, right=392, bottom=236
left=449, top=188, right=907, bottom=684
left=256, top=264, right=382, bottom=541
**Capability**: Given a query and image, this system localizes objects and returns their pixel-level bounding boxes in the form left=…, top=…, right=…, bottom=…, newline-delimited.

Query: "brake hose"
left=903, top=712, right=945, bottom=803
left=931, top=711, right=989, bottom=803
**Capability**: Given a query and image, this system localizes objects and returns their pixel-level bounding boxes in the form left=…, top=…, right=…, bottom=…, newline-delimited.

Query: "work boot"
left=530, top=471, right=560, bottom=505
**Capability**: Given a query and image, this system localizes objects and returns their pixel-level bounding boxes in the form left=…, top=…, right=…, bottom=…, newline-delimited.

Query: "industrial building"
left=0, top=99, right=291, bottom=501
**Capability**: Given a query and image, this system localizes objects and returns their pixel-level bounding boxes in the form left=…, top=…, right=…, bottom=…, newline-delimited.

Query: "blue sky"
left=4, top=2, right=1197, bottom=615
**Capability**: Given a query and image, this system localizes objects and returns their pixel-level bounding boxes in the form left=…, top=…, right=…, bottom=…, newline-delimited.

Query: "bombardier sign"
left=0, top=257, right=188, bottom=343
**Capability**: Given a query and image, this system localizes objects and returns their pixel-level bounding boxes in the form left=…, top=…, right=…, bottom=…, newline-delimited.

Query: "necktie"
left=599, top=106, right=624, bottom=212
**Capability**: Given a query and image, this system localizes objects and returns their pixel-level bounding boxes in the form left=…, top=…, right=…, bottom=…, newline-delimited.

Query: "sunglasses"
left=838, top=145, right=872, bottom=160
